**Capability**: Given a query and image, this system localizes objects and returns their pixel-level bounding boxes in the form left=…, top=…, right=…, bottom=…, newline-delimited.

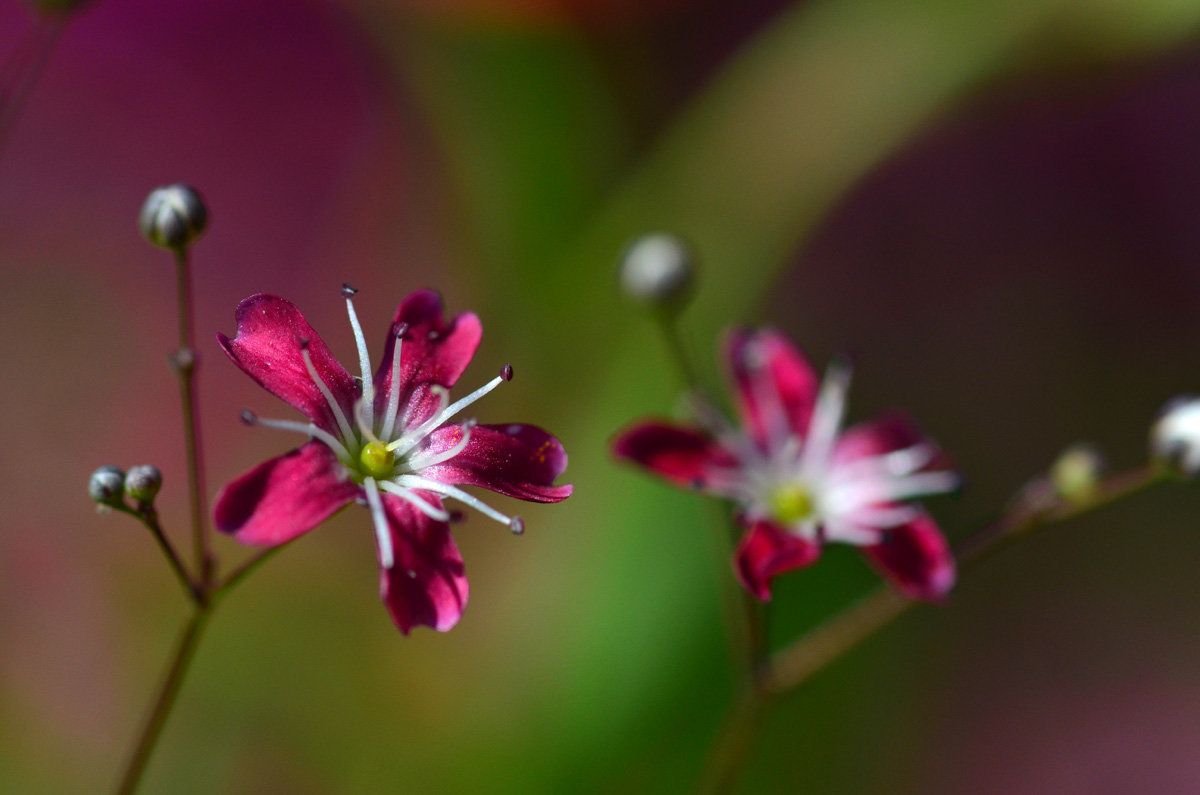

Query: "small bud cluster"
left=138, top=184, right=208, bottom=250
left=88, top=465, right=162, bottom=510
left=619, top=233, right=694, bottom=308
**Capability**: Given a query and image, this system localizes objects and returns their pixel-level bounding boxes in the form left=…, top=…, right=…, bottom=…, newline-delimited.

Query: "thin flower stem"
left=172, top=247, right=213, bottom=587
left=115, top=504, right=199, bottom=603
left=114, top=605, right=212, bottom=795
left=653, top=309, right=701, bottom=392
left=696, top=464, right=1168, bottom=793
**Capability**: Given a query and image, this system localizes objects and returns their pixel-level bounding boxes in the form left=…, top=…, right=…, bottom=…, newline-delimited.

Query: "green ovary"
left=359, top=441, right=396, bottom=479
left=768, top=483, right=815, bottom=525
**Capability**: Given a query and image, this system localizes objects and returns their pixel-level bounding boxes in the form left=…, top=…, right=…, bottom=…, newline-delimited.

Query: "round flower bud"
left=1151, top=396, right=1200, bottom=476
left=1050, top=443, right=1104, bottom=505
left=619, top=233, right=695, bottom=308
left=138, top=183, right=208, bottom=250
left=124, top=465, right=163, bottom=503
left=88, top=466, right=125, bottom=507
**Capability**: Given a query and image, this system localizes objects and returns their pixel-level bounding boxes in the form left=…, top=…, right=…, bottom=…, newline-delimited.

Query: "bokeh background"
left=2, top=0, right=1200, bottom=791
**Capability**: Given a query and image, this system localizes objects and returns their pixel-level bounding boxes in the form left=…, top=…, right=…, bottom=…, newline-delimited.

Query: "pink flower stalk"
left=614, top=329, right=958, bottom=601
left=214, top=287, right=572, bottom=633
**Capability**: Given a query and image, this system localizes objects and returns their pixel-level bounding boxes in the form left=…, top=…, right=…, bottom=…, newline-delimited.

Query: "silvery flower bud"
left=88, top=466, right=125, bottom=507
left=124, top=465, right=162, bottom=503
left=1151, top=396, right=1200, bottom=476
left=1050, top=443, right=1104, bottom=504
left=619, top=233, right=695, bottom=308
left=138, top=183, right=207, bottom=250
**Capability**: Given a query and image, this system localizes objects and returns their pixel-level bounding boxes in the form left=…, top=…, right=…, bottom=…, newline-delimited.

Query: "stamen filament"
left=242, top=412, right=352, bottom=462
left=799, top=359, right=852, bottom=480
left=394, top=473, right=522, bottom=532
left=377, top=481, right=451, bottom=521
left=402, top=421, right=475, bottom=472
left=385, top=386, right=450, bottom=453
left=354, top=400, right=382, bottom=446
left=390, top=375, right=505, bottom=458
left=301, top=345, right=356, bottom=444
left=344, top=288, right=375, bottom=431
left=362, top=477, right=394, bottom=569
left=379, top=324, right=407, bottom=441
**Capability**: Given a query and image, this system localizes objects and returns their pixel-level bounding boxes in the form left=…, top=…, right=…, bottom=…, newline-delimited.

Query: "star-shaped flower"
left=614, top=329, right=957, bottom=601
left=214, top=287, right=572, bottom=633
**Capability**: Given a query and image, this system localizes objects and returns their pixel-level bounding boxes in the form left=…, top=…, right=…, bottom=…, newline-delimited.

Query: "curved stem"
left=114, top=605, right=212, bottom=795
left=115, top=504, right=199, bottom=603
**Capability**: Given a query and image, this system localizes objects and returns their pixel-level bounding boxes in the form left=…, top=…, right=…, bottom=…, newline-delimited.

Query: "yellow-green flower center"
left=359, top=441, right=396, bottom=479
left=769, top=483, right=815, bottom=525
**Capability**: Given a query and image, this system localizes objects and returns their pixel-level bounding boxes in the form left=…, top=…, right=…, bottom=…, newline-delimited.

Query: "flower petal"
left=860, top=513, right=956, bottom=601
left=217, top=294, right=358, bottom=435
left=379, top=492, right=469, bottom=634
left=213, top=442, right=358, bottom=546
left=726, top=329, right=820, bottom=445
left=612, top=421, right=739, bottom=489
left=734, top=520, right=822, bottom=601
left=421, top=423, right=573, bottom=502
left=833, top=412, right=927, bottom=464
left=373, top=289, right=483, bottom=427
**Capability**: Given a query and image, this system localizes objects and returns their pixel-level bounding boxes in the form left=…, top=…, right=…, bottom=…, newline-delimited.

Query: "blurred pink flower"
left=214, top=288, right=572, bottom=633
left=614, top=329, right=957, bottom=601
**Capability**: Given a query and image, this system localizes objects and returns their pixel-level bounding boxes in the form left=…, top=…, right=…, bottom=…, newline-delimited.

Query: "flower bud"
left=1151, top=396, right=1200, bottom=476
left=124, top=464, right=162, bottom=503
left=1050, top=443, right=1104, bottom=505
left=619, top=232, right=695, bottom=308
left=138, top=183, right=208, bottom=250
left=88, top=466, right=125, bottom=507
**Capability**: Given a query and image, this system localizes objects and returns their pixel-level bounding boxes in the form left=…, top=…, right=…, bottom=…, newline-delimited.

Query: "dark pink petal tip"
left=423, top=423, right=572, bottom=503
left=218, top=293, right=357, bottom=434
left=213, top=442, right=358, bottom=547
left=612, top=421, right=737, bottom=489
left=734, top=520, right=822, bottom=601
left=379, top=493, right=469, bottom=634
left=725, top=328, right=821, bottom=445
left=372, top=290, right=483, bottom=425
left=860, top=513, right=956, bottom=602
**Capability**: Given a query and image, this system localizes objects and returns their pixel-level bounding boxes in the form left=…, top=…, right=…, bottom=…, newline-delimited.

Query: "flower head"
left=614, top=329, right=958, bottom=601
left=214, top=287, right=572, bottom=633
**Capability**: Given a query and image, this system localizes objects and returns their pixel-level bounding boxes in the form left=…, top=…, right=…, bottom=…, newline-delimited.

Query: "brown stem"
left=115, top=505, right=199, bottom=603
left=172, top=248, right=212, bottom=587
left=114, top=605, right=212, bottom=795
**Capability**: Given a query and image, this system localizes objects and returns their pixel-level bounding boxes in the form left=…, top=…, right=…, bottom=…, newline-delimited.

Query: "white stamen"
left=394, top=473, right=521, bottom=532
left=829, top=444, right=935, bottom=486
left=362, top=478, right=394, bottom=569
left=354, top=400, right=382, bottom=446
left=799, top=359, right=852, bottom=480
left=848, top=504, right=920, bottom=529
left=821, top=518, right=883, bottom=545
left=829, top=471, right=959, bottom=508
left=403, top=421, right=475, bottom=472
left=377, top=481, right=451, bottom=521
left=244, top=414, right=352, bottom=462
left=344, top=294, right=375, bottom=432
left=301, top=345, right=356, bottom=443
left=379, top=327, right=405, bottom=441
left=389, top=375, right=506, bottom=456
left=385, top=386, right=450, bottom=453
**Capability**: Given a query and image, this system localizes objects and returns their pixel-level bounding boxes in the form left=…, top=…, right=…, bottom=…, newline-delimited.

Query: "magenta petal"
left=833, top=412, right=928, bottom=465
left=422, top=423, right=573, bottom=503
left=734, top=520, right=822, bottom=601
left=726, top=329, right=820, bottom=445
left=213, top=442, right=358, bottom=546
left=379, top=493, right=469, bottom=634
left=372, top=290, right=483, bottom=426
left=860, top=513, right=956, bottom=601
left=217, top=294, right=358, bottom=435
left=613, top=421, right=739, bottom=489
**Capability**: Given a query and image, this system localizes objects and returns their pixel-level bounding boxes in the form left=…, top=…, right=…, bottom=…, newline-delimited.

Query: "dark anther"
left=341, top=283, right=359, bottom=298
left=298, top=336, right=310, bottom=350
left=500, top=363, right=514, bottom=382
left=394, top=321, right=409, bottom=338
left=240, top=409, right=257, bottom=425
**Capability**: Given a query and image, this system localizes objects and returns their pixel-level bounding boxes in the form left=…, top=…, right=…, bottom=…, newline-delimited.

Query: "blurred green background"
left=3, top=0, right=1200, bottom=791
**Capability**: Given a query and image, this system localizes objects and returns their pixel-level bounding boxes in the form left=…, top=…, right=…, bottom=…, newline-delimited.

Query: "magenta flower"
left=614, top=329, right=958, bottom=601
left=214, top=287, right=572, bottom=633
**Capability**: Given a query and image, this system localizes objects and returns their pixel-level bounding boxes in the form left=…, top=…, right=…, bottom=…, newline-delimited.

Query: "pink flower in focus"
left=614, top=329, right=958, bottom=601
left=214, top=287, right=572, bottom=633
